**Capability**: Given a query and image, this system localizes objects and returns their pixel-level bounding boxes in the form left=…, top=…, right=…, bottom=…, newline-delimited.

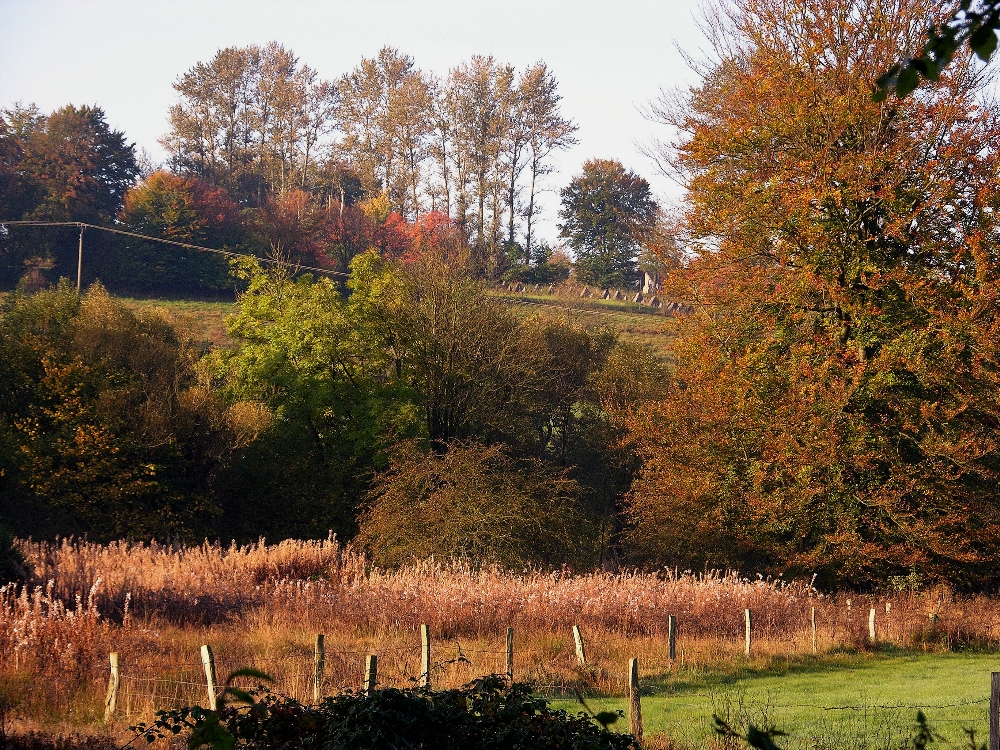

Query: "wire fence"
left=103, top=622, right=1000, bottom=737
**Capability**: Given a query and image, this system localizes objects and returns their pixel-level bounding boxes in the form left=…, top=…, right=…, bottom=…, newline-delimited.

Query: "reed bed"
left=1, top=537, right=996, bottom=730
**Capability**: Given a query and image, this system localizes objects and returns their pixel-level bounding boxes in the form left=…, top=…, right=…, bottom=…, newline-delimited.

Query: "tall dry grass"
left=2, top=537, right=996, bottom=729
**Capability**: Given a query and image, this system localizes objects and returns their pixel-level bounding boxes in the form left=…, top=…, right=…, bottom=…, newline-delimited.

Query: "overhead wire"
left=0, top=219, right=351, bottom=278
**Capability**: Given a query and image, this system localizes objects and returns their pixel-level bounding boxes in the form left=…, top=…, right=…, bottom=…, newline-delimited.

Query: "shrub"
left=137, top=678, right=639, bottom=750
left=356, top=441, right=591, bottom=568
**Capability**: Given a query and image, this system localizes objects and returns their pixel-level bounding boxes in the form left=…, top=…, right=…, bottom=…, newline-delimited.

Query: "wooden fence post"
left=744, top=609, right=752, bottom=657
left=668, top=615, right=677, bottom=662
left=201, top=645, right=218, bottom=711
left=811, top=607, right=818, bottom=655
left=364, top=654, right=377, bottom=695
left=506, top=627, right=515, bottom=681
left=420, top=624, right=431, bottom=688
left=104, top=652, right=120, bottom=721
left=572, top=625, right=587, bottom=666
left=313, top=634, right=325, bottom=704
left=628, top=658, right=643, bottom=743
left=869, top=607, right=877, bottom=642
left=990, top=672, right=1000, bottom=750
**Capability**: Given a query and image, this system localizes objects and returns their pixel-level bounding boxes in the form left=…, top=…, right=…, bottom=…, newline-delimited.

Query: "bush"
left=356, top=441, right=591, bottom=568
left=0, top=526, right=27, bottom=583
left=137, top=677, right=639, bottom=750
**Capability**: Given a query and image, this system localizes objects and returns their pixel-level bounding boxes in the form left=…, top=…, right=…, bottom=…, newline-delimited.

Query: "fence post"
left=313, top=634, right=325, bottom=704
left=744, top=609, right=752, bottom=657
left=869, top=607, right=877, bottom=642
left=420, top=624, right=431, bottom=688
left=572, top=625, right=587, bottom=666
left=811, top=607, right=818, bottom=655
left=668, top=615, right=677, bottom=662
left=506, top=627, right=515, bottom=681
left=104, top=652, right=120, bottom=721
left=364, top=654, right=378, bottom=695
left=201, top=645, right=218, bottom=711
left=991, top=672, right=1000, bottom=750
left=628, top=658, right=643, bottom=743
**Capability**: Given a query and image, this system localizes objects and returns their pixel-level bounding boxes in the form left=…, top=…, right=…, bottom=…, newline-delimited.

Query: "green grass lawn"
left=551, top=652, right=997, bottom=749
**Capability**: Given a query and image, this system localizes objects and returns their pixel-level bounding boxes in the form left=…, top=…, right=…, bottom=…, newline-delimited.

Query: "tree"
left=558, top=159, right=658, bottom=289
left=519, top=63, right=578, bottom=264
left=350, top=243, right=525, bottom=446
left=444, top=56, right=517, bottom=275
left=0, top=104, right=139, bottom=286
left=631, top=0, right=1000, bottom=588
left=0, top=281, right=238, bottom=540
left=336, top=47, right=433, bottom=215
left=208, top=255, right=416, bottom=540
left=116, top=170, right=244, bottom=293
left=162, top=43, right=337, bottom=203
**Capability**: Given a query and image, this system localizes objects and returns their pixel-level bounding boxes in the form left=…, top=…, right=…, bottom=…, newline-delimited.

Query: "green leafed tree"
left=558, top=159, right=658, bottom=289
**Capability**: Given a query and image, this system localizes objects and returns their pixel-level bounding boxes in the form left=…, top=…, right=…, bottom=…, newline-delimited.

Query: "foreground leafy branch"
left=875, top=0, right=999, bottom=99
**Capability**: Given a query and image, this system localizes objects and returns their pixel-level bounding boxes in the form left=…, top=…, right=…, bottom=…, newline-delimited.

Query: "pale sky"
left=0, top=0, right=707, bottom=244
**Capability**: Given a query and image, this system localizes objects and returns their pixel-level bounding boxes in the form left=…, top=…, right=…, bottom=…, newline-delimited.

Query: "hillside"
left=119, top=288, right=680, bottom=359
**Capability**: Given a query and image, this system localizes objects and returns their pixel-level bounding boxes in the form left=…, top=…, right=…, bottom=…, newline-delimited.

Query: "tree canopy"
left=558, top=159, right=658, bottom=289
left=631, top=0, right=1000, bottom=589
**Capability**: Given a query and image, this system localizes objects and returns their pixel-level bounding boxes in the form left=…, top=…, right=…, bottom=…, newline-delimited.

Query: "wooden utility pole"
left=76, top=224, right=84, bottom=294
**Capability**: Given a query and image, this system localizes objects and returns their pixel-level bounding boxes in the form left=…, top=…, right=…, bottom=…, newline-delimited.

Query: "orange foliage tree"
left=627, top=0, right=1000, bottom=589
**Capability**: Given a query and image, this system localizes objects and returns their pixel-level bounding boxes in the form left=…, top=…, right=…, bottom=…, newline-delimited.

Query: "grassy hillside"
left=119, top=297, right=237, bottom=348
left=493, top=289, right=679, bottom=359
left=117, top=290, right=679, bottom=359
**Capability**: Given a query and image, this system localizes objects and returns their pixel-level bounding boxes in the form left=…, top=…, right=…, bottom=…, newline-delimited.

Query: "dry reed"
left=2, top=537, right=996, bottom=730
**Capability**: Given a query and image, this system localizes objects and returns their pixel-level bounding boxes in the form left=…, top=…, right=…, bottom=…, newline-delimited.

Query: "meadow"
left=2, top=537, right=996, bottom=748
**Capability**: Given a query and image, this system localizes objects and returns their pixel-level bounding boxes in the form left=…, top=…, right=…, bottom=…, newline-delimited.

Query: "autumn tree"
left=0, top=104, right=139, bottom=286
left=336, top=47, right=433, bottom=215
left=116, top=170, right=245, bottom=293
left=558, top=159, right=658, bottom=289
left=0, top=282, right=241, bottom=540
left=162, top=43, right=337, bottom=203
left=357, top=440, right=590, bottom=568
left=628, top=0, right=1000, bottom=588
left=519, top=63, right=578, bottom=264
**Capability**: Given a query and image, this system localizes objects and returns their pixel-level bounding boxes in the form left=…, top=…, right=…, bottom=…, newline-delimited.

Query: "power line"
left=0, top=220, right=351, bottom=279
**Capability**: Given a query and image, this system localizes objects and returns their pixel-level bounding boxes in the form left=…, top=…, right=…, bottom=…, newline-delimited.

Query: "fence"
left=100, top=610, right=1000, bottom=745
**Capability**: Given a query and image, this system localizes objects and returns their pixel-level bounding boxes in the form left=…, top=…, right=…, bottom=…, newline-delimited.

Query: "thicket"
left=135, top=679, right=638, bottom=750
left=0, top=243, right=657, bottom=562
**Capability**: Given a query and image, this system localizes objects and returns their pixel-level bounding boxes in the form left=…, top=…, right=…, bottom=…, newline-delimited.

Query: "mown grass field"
left=553, top=652, right=995, bottom=749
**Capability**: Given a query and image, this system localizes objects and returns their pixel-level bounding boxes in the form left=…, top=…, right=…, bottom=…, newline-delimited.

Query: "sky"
left=0, top=0, right=708, bottom=244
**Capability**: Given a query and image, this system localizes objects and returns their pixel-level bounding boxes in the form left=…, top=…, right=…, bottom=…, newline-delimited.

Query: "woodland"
left=2, top=0, right=1000, bottom=595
